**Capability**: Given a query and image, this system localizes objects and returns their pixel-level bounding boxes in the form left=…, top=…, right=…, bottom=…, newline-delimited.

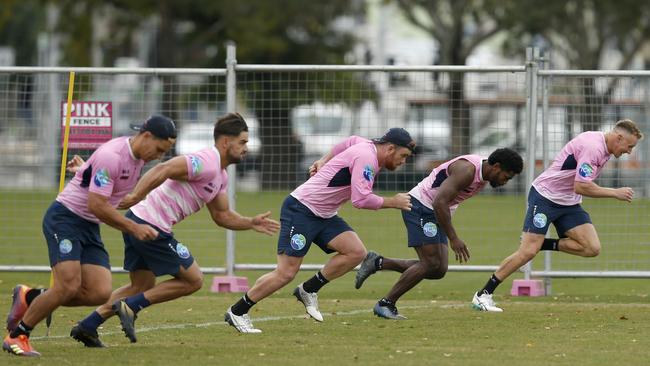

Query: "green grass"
left=1, top=190, right=650, bottom=364
left=1, top=272, right=650, bottom=365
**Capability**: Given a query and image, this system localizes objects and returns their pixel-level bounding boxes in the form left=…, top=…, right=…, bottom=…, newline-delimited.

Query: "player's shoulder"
left=90, top=138, right=126, bottom=164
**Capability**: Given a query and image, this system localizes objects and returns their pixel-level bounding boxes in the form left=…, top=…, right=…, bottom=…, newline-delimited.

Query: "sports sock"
left=231, top=293, right=256, bottom=316
left=10, top=321, right=33, bottom=338
left=25, top=288, right=45, bottom=306
left=78, top=311, right=106, bottom=331
left=124, top=293, right=151, bottom=314
left=375, top=256, right=384, bottom=270
left=540, top=238, right=560, bottom=251
left=378, top=297, right=395, bottom=307
left=302, top=271, right=329, bottom=293
left=478, top=274, right=502, bottom=295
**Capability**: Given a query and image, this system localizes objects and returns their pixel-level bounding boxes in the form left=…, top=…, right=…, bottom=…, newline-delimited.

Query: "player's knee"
left=348, top=246, right=367, bottom=265
left=518, top=246, right=538, bottom=262
left=423, top=261, right=447, bottom=280
left=55, top=282, right=81, bottom=301
left=582, top=242, right=601, bottom=257
left=91, top=287, right=112, bottom=305
left=187, top=273, right=204, bottom=294
left=276, top=267, right=298, bottom=285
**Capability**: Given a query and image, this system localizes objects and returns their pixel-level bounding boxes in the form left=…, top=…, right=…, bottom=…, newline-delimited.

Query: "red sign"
left=61, top=101, right=113, bottom=149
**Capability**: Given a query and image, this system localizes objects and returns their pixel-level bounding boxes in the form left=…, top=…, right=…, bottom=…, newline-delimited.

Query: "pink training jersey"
left=56, top=136, right=145, bottom=223
left=131, top=146, right=228, bottom=233
left=291, top=136, right=384, bottom=218
left=409, top=155, right=487, bottom=214
left=532, top=131, right=610, bottom=206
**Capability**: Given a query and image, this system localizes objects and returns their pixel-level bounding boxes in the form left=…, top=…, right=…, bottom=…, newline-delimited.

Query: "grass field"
left=1, top=190, right=650, bottom=364
left=2, top=272, right=650, bottom=365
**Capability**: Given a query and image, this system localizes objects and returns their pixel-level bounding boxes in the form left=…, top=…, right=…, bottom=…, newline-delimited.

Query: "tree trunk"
left=580, top=77, right=602, bottom=132
left=257, top=88, right=304, bottom=190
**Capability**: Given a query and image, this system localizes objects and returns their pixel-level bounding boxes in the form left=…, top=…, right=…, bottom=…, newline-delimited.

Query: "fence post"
left=226, top=42, right=237, bottom=277
left=210, top=42, right=250, bottom=293
left=511, top=47, right=545, bottom=296
left=541, top=50, right=553, bottom=295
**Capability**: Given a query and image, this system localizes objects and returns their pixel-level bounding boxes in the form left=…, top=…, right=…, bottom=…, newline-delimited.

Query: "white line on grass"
left=31, top=299, right=650, bottom=341
left=31, top=304, right=442, bottom=341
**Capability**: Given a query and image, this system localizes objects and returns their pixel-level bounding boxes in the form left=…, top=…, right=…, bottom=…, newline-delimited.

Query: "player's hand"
left=251, top=211, right=281, bottom=235
left=131, top=223, right=158, bottom=241
left=309, top=160, right=325, bottom=177
left=118, top=193, right=143, bottom=210
left=66, top=155, right=85, bottom=173
left=392, top=193, right=412, bottom=211
left=613, top=187, right=634, bottom=203
left=449, top=237, right=470, bottom=263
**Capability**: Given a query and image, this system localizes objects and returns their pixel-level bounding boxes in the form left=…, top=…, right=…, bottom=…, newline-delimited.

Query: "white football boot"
left=471, top=292, right=504, bottom=312
left=293, top=284, right=324, bottom=322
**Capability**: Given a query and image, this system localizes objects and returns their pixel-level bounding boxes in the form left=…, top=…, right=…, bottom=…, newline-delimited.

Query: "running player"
left=472, top=119, right=643, bottom=312
left=354, top=148, right=523, bottom=319
left=3, top=115, right=176, bottom=356
left=225, top=128, right=416, bottom=333
left=70, top=113, right=279, bottom=346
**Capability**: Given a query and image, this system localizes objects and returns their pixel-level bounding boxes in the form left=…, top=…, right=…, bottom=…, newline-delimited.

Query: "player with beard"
left=70, top=113, right=279, bottom=346
left=225, top=128, right=416, bottom=333
left=354, top=148, right=523, bottom=319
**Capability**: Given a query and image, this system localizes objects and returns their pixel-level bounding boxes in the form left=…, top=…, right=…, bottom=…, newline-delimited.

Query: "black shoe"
left=373, top=301, right=407, bottom=320
left=355, top=251, right=380, bottom=289
left=112, top=300, right=137, bottom=343
left=70, top=324, right=105, bottom=348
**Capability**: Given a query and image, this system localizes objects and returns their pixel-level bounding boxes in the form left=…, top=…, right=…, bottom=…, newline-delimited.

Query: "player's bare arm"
left=207, top=193, right=280, bottom=235
left=574, top=181, right=634, bottom=202
left=88, top=192, right=157, bottom=241
left=118, top=156, right=190, bottom=209
left=433, top=159, right=475, bottom=263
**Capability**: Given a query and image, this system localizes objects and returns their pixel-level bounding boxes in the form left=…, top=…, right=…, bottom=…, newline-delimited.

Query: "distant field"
left=2, top=190, right=649, bottom=271
left=1, top=190, right=650, bottom=364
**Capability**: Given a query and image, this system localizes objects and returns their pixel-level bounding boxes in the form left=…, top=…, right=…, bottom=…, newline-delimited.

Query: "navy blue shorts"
left=43, top=201, right=109, bottom=269
left=523, top=187, right=592, bottom=237
left=402, top=196, right=448, bottom=247
left=123, top=211, right=195, bottom=277
left=277, top=195, right=354, bottom=257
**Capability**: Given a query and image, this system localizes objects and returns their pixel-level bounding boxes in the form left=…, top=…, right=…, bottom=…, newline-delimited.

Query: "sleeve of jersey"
left=349, top=152, right=384, bottom=210
left=330, top=136, right=365, bottom=157
left=574, top=147, right=599, bottom=183
left=88, top=153, right=118, bottom=197
left=186, top=154, right=208, bottom=181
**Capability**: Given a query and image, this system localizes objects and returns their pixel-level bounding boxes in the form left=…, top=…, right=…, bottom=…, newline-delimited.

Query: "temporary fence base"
left=210, top=275, right=250, bottom=293
left=511, top=279, right=546, bottom=297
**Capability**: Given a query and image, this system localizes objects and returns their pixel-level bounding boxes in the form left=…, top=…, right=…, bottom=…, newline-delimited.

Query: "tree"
left=43, top=0, right=368, bottom=188
left=501, top=0, right=650, bottom=131
left=394, top=0, right=507, bottom=155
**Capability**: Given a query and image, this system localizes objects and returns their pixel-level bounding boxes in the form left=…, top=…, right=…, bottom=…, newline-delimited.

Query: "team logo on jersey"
left=175, top=243, right=191, bottom=259
left=362, top=165, right=375, bottom=182
left=423, top=222, right=437, bottom=237
left=578, top=163, right=594, bottom=178
left=93, top=168, right=110, bottom=187
left=59, top=239, right=73, bottom=254
left=290, top=234, right=307, bottom=251
left=533, top=213, right=547, bottom=228
left=189, top=156, right=203, bottom=175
